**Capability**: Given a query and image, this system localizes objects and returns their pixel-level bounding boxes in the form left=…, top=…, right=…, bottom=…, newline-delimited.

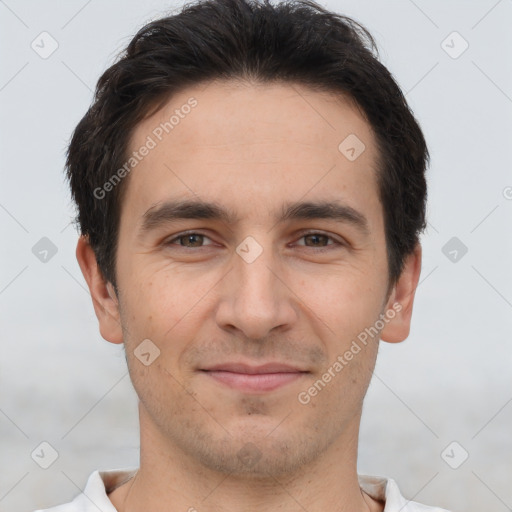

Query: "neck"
left=109, top=405, right=383, bottom=512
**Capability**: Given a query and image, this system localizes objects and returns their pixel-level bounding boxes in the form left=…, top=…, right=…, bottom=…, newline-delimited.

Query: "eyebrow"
left=139, top=199, right=370, bottom=237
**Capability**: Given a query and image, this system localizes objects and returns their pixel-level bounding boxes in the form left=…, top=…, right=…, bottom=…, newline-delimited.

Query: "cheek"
left=123, top=268, right=192, bottom=324
left=119, top=269, right=217, bottom=364
left=295, top=267, right=386, bottom=340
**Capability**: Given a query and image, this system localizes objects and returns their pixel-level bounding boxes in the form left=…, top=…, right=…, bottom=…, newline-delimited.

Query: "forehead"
left=122, top=80, right=381, bottom=230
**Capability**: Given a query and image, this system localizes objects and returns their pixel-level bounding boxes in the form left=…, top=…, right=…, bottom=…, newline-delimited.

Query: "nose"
left=214, top=239, right=298, bottom=340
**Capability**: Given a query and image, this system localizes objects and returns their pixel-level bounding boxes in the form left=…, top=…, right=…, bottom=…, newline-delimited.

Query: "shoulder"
left=33, top=468, right=138, bottom=512
left=358, top=474, right=452, bottom=512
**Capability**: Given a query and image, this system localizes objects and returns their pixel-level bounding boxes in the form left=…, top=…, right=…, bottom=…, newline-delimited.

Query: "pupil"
left=308, top=234, right=325, bottom=246
left=185, top=234, right=202, bottom=246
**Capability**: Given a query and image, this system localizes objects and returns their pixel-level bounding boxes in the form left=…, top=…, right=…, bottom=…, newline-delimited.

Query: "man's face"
left=106, top=80, right=400, bottom=476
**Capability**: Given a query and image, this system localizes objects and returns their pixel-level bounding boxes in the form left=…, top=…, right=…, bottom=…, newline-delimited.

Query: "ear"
left=380, top=243, right=422, bottom=343
left=75, top=235, right=124, bottom=344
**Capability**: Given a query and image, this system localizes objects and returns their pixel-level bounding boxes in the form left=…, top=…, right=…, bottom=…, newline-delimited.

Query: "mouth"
left=199, top=362, right=310, bottom=393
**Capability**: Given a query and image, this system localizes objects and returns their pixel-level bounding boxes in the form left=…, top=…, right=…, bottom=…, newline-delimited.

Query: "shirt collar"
left=75, top=469, right=443, bottom=512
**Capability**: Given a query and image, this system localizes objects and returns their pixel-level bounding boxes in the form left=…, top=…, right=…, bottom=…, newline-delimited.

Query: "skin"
left=77, top=80, right=422, bottom=512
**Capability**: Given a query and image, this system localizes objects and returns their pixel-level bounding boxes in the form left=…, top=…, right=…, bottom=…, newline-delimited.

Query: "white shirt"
left=35, top=468, right=451, bottom=512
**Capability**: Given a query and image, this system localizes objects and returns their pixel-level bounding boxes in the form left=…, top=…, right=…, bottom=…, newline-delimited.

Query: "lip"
left=199, top=362, right=309, bottom=393
left=201, top=362, right=306, bottom=374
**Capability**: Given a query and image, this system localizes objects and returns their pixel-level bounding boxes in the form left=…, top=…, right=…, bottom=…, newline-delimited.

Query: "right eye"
left=164, top=232, right=215, bottom=248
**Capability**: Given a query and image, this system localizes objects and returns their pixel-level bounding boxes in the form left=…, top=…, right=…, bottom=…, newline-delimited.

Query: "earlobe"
left=380, top=243, right=422, bottom=344
left=75, top=235, right=124, bottom=344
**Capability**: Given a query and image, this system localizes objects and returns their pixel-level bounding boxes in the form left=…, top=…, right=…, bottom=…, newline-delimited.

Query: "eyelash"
left=164, top=230, right=345, bottom=252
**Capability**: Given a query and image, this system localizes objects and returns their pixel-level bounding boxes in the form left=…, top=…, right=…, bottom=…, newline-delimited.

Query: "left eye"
left=296, top=233, right=336, bottom=248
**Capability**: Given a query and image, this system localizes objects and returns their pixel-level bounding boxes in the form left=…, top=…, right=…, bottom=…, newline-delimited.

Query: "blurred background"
left=0, top=1, right=511, bottom=511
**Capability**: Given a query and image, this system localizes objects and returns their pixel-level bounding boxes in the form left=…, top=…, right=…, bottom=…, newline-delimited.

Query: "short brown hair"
left=66, top=0, right=428, bottom=290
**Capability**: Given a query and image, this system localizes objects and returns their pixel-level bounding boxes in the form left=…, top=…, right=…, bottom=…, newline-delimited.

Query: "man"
left=36, top=0, right=450, bottom=510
